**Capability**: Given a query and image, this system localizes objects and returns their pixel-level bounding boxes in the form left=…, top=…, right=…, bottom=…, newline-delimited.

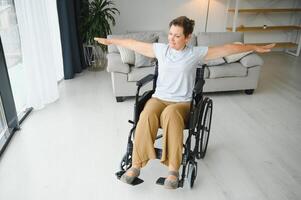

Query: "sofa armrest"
left=240, top=53, right=263, bottom=68
left=107, top=53, right=130, bottom=73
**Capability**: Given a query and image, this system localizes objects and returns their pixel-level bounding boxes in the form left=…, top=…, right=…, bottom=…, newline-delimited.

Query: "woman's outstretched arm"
left=205, top=43, right=275, bottom=61
left=94, top=37, right=155, bottom=58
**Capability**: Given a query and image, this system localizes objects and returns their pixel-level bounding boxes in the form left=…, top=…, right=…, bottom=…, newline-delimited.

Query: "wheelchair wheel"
left=196, top=97, right=213, bottom=159
left=187, top=161, right=197, bottom=189
left=120, top=153, right=132, bottom=171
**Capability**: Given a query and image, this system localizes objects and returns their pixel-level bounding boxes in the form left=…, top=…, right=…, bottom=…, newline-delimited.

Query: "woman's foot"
left=120, top=167, right=140, bottom=184
left=164, top=171, right=179, bottom=189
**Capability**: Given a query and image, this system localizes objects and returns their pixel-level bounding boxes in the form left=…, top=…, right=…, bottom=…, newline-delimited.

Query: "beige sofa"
left=106, top=32, right=263, bottom=102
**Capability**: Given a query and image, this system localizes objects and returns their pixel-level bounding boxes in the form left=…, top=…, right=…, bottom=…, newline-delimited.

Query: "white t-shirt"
left=152, top=43, right=208, bottom=102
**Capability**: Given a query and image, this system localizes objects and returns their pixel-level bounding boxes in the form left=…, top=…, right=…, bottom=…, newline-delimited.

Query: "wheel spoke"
left=195, top=98, right=213, bottom=159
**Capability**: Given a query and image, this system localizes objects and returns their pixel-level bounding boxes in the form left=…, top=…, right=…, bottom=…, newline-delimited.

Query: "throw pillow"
left=134, top=36, right=158, bottom=68
left=117, top=46, right=135, bottom=65
left=113, top=32, right=159, bottom=65
left=107, top=32, right=159, bottom=54
left=135, top=53, right=155, bottom=68
left=224, top=50, right=253, bottom=63
left=204, top=57, right=225, bottom=66
left=224, top=42, right=253, bottom=63
left=240, top=53, right=263, bottom=68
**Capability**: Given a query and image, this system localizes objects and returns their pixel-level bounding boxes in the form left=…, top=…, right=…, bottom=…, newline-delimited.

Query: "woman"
left=95, top=16, right=274, bottom=189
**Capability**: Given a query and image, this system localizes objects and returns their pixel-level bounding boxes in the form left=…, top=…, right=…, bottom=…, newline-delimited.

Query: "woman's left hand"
left=253, top=43, right=276, bottom=53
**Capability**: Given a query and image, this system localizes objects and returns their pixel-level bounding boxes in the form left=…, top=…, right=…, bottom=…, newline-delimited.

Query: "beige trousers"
left=132, top=97, right=190, bottom=170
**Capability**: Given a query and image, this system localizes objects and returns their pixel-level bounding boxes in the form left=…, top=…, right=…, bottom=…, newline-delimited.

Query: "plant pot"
left=83, top=44, right=106, bottom=71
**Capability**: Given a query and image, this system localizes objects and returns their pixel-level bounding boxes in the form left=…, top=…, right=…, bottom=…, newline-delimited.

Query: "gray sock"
left=164, top=171, right=179, bottom=189
left=120, top=167, right=140, bottom=184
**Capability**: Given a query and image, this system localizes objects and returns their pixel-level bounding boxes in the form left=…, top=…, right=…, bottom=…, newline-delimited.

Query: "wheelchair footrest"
left=115, top=170, right=144, bottom=186
left=155, top=177, right=166, bottom=185
left=156, top=177, right=183, bottom=188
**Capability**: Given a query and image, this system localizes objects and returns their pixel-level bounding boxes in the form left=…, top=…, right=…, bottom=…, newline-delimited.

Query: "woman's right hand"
left=94, top=37, right=112, bottom=46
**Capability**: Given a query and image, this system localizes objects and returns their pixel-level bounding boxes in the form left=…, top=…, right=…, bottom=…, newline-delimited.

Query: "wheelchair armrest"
left=134, top=90, right=154, bottom=123
left=136, top=74, right=155, bottom=87
left=193, top=79, right=205, bottom=94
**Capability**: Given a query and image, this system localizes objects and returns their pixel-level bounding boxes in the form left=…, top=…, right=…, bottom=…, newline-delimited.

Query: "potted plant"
left=80, top=0, right=120, bottom=70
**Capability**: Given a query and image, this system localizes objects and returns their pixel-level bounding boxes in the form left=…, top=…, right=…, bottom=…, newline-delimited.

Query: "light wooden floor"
left=0, top=52, right=300, bottom=200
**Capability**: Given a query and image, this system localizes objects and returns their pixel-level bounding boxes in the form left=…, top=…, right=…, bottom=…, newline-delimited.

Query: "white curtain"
left=46, top=0, right=64, bottom=81
left=14, top=0, right=64, bottom=110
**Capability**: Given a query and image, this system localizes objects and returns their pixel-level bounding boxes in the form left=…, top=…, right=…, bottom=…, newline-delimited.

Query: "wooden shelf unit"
left=228, top=8, right=301, bottom=13
left=227, top=25, right=301, bottom=32
left=246, top=42, right=298, bottom=48
left=226, top=0, right=301, bottom=56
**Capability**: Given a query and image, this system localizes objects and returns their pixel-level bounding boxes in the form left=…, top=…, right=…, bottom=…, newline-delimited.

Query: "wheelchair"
left=115, top=61, right=213, bottom=189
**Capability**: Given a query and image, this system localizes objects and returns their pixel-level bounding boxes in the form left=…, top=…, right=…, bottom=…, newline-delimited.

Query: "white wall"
left=112, top=0, right=301, bottom=45
left=111, top=0, right=211, bottom=34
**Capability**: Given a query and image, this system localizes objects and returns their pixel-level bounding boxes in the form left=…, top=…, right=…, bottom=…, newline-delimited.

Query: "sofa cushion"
left=240, top=53, right=263, bottom=68
left=208, top=63, right=247, bottom=78
left=197, top=32, right=243, bottom=46
left=106, top=53, right=130, bottom=73
left=117, top=46, right=135, bottom=65
left=158, top=32, right=197, bottom=46
left=128, top=66, right=155, bottom=82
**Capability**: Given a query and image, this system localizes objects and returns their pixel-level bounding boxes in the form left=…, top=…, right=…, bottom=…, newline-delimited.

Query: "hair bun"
left=189, top=19, right=195, bottom=27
